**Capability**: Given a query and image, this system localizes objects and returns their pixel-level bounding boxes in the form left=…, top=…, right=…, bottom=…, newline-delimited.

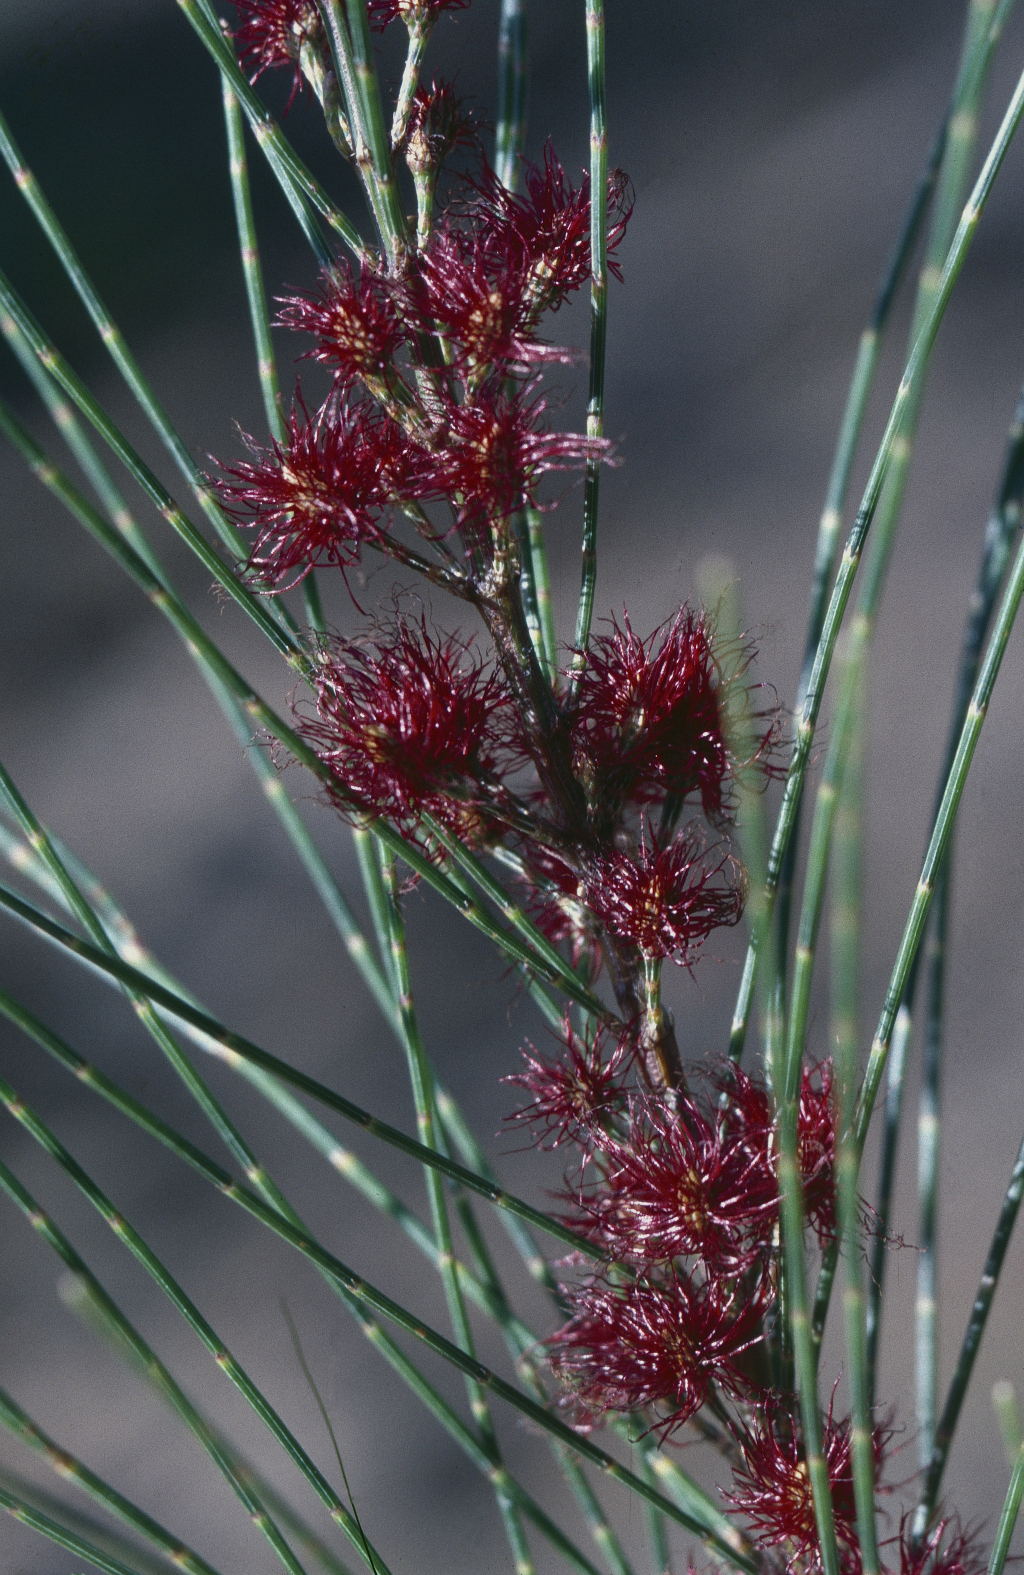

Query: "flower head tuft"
left=298, top=619, right=515, bottom=839
left=418, top=380, right=611, bottom=547
left=213, top=399, right=416, bottom=587
left=547, top=1270, right=766, bottom=1437
left=504, top=1020, right=632, bottom=1152
left=232, top=0, right=323, bottom=102
left=276, top=265, right=406, bottom=394
left=892, top=1515, right=987, bottom=1575
left=572, top=606, right=780, bottom=822
left=404, top=80, right=481, bottom=174
left=575, top=1092, right=779, bottom=1271
left=467, top=147, right=632, bottom=313
left=798, top=1059, right=840, bottom=1250
left=367, top=0, right=471, bottom=32
left=583, top=824, right=746, bottom=965
left=725, top=1402, right=888, bottom=1572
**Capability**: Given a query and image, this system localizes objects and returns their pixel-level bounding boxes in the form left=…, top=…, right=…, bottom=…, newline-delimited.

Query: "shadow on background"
left=2, top=1, right=1024, bottom=1571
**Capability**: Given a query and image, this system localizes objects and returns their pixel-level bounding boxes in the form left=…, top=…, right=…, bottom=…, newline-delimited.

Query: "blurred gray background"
left=2, top=1, right=1024, bottom=1571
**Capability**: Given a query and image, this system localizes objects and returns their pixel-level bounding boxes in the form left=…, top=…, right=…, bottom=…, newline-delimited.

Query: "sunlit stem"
left=993, top=1382, right=1023, bottom=1469
left=495, top=0, right=528, bottom=190
left=913, top=1125, right=1024, bottom=1537
left=728, top=0, right=1017, bottom=1063
left=569, top=0, right=607, bottom=697
left=832, top=668, right=878, bottom=1574
left=392, top=17, right=430, bottom=147
left=987, top=1438, right=1024, bottom=1575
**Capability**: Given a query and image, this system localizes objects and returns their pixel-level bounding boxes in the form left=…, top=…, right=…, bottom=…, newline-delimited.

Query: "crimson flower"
left=575, top=1093, right=778, bottom=1270
left=892, top=1516, right=986, bottom=1575
left=503, top=1021, right=632, bottom=1152
left=419, top=380, right=610, bottom=541
left=367, top=0, right=470, bottom=31
left=467, top=146, right=632, bottom=312
left=572, top=608, right=733, bottom=818
left=547, top=1270, right=766, bottom=1436
left=276, top=265, right=406, bottom=392
left=404, top=81, right=480, bottom=173
left=232, top=0, right=323, bottom=100
left=214, top=399, right=415, bottom=587
left=298, top=619, right=514, bottom=838
left=725, top=1403, right=887, bottom=1572
left=583, top=825, right=746, bottom=964
left=409, top=229, right=575, bottom=379
left=798, top=1059, right=839, bottom=1249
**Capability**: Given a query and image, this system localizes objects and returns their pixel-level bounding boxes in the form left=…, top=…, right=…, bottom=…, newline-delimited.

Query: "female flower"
left=725, top=1405, right=887, bottom=1572
left=583, top=825, right=746, bottom=967
left=504, top=1021, right=632, bottom=1152
left=276, top=265, right=407, bottom=398
left=298, top=619, right=515, bottom=840
left=575, top=1093, right=779, bottom=1270
left=233, top=0, right=325, bottom=95
left=547, top=1271, right=766, bottom=1436
left=214, top=399, right=416, bottom=586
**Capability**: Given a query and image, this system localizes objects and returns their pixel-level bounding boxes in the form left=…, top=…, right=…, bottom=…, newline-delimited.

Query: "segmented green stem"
left=728, top=20, right=1024, bottom=1062
left=0, top=1087, right=395, bottom=1575
left=832, top=666, right=878, bottom=1574
left=0, top=316, right=139, bottom=546
left=378, top=851, right=535, bottom=1575
left=391, top=18, right=430, bottom=148
left=993, top=1384, right=1023, bottom=1467
left=830, top=663, right=864, bottom=1109
left=0, top=1039, right=752, bottom=1568
left=0, top=1163, right=312, bottom=1575
left=0, top=875, right=614, bottom=1259
left=915, top=859, right=947, bottom=1476
left=183, top=0, right=365, bottom=262
left=0, top=393, right=404, bottom=1050
left=775, top=1101, right=841, bottom=1575
left=864, top=376, right=1024, bottom=1385
left=853, top=520, right=1024, bottom=1164
left=0, top=1483, right=154, bottom=1575
left=913, top=1126, right=1024, bottom=1535
left=987, top=1439, right=1024, bottom=1575
left=765, top=106, right=950, bottom=1067
left=0, top=1386, right=225, bottom=1575
left=0, top=270, right=303, bottom=659
left=0, top=952, right=745, bottom=1574
left=527, top=506, right=558, bottom=677
left=773, top=0, right=1012, bottom=1012
left=222, top=80, right=285, bottom=442
left=425, top=817, right=608, bottom=1015
left=823, top=0, right=1008, bottom=1083
left=640, top=1453, right=672, bottom=1575
left=320, top=0, right=408, bottom=266
left=569, top=0, right=607, bottom=694
left=0, top=745, right=315, bottom=1284
left=435, top=1132, right=640, bottom=1575
left=496, top=0, right=528, bottom=189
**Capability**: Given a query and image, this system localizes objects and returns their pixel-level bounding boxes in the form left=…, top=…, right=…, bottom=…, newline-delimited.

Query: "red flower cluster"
left=367, top=0, right=470, bottom=32
left=583, top=825, right=746, bottom=967
left=524, top=1042, right=840, bottom=1445
left=547, top=1271, right=767, bottom=1437
left=232, top=0, right=323, bottom=98
left=571, top=608, right=781, bottom=823
left=725, top=1404, right=889, bottom=1574
left=298, top=619, right=516, bottom=840
left=216, top=18, right=983, bottom=1575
